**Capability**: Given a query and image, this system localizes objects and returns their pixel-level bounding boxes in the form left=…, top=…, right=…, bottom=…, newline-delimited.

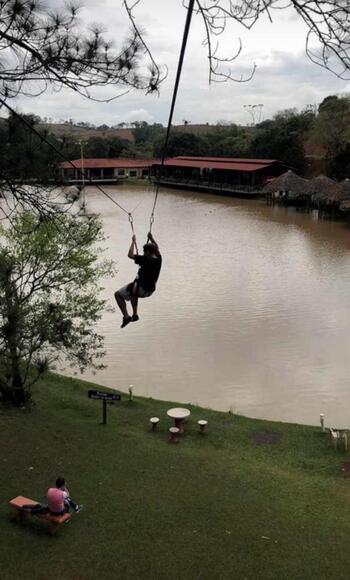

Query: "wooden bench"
left=9, top=495, right=71, bottom=534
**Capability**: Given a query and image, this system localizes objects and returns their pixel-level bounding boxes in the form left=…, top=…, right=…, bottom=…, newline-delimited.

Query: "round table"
left=167, top=407, right=191, bottom=433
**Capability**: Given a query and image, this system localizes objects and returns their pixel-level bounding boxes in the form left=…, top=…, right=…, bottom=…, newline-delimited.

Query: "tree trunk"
left=3, top=271, right=26, bottom=405
left=11, top=367, right=25, bottom=406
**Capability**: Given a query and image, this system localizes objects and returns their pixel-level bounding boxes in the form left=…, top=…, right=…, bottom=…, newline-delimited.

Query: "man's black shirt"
left=134, top=254, right=162, bottom=292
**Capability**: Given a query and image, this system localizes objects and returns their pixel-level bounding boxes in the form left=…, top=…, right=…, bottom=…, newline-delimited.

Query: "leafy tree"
left=84, top=138, right=110, bottom=159
left=0, top=212, right=114, bottom=405
left=120, top=143, right=154, bottom=158
left=0, top=111, right=62, bottom=180
left=217, top=135, right=250, bottom=158
left=154, top=132, right=208, bottom=157
left=330, top=145, right=350, bottom=180
left=249, top=110, right=309, bottom=172
left=202, top=124, right=251, bottom=157
left=108, top=138, right=129, bottom=158
left=312, top=94, right=350, bottom=176
left=133, top=122, right=164, bottom=147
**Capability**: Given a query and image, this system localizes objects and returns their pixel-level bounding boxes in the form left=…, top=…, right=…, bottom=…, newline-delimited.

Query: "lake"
left=76, top=184, right=350, bottom=426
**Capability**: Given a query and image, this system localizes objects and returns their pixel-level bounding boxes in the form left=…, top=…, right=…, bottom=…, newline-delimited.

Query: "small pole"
left=102, top=399, right=107, bottom=425
left=320, top=413, right=325, bottom=432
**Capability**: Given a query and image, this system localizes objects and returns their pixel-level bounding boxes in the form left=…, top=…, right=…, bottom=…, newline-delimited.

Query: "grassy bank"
left=1, top=374, right=350, bottom=580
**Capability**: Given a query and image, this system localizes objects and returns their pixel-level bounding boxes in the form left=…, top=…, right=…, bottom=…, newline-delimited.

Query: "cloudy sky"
left=14, top=0, right=350, bottom=126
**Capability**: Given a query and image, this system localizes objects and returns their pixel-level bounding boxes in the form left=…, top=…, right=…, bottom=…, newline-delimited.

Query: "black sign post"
left=88, top=389, right=121, bottom=425
left=102, top=398, right=107, bottom=425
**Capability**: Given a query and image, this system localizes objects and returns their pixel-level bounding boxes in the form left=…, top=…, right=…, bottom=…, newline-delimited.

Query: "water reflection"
left=71, top=185, right=350, bottom=426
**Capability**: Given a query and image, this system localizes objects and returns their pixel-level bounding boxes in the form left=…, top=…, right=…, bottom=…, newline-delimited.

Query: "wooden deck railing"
left=152, top=177, right=263, bottom=193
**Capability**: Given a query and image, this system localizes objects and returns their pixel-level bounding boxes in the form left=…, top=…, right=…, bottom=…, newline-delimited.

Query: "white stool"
left=169, top=427, right=180, bottom=443
left=150, top=417, right=160, bottom=432
left=198, top=420, right=208, bottom=433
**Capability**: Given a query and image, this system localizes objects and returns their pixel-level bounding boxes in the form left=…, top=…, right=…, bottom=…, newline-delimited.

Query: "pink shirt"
left=47, top=487, right=65, bottom=513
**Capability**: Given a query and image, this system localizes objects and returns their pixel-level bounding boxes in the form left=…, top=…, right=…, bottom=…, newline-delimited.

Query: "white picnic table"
left=167, top=407, right=191, bottom=433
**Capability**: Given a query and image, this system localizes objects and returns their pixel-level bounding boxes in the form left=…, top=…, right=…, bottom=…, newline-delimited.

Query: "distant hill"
left=37, top=122, right=250, bottom=142
left=37, top=123, right=135, bottom=143
left=172, top=123, right=252, bottom=134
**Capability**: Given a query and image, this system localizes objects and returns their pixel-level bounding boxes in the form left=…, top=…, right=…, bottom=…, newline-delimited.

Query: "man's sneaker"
left=75, top=505, right=83, bottom=513
left=131, top=314, right=139, bottom=322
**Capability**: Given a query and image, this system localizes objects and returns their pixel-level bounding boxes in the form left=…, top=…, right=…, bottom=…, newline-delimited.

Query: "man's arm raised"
left=147, top=232, right=161, bottom=257
left=128, top=235, right=138, bottom=259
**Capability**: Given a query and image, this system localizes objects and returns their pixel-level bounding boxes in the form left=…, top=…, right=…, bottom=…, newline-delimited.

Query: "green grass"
left=1, top=374, right=350, bottom=580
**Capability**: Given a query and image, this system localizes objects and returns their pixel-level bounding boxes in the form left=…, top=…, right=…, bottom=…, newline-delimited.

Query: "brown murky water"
left=75, top=184, right=350, bottom=426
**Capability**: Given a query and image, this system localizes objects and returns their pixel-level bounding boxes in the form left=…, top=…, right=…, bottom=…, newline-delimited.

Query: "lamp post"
left=320, top=413, right=325, bottom=432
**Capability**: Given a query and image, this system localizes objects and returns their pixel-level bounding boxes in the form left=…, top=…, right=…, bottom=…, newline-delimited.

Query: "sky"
left=13, top=0, right=350, bottom=127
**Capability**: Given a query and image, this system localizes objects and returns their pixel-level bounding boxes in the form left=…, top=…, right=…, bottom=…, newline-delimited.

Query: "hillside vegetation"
left=1, top=94, right=349, bottom=180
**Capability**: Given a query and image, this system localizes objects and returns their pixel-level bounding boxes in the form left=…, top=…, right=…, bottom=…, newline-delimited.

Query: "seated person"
left=22, top=476, right=82, bottom=515
left=47, top=477, right=82, bottom=515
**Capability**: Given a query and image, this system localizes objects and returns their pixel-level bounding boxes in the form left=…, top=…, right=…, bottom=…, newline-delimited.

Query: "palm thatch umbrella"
left=340, top=200, right=350, bottom=212
left=341, top=179, right=350, bottom=199
left=308, top=175, right=345, bottom=203
left=263, top=170, right=310, bottom=198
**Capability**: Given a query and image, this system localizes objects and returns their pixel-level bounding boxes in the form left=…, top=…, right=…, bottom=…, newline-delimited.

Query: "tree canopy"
left=0, top=212, right=114, bottom=405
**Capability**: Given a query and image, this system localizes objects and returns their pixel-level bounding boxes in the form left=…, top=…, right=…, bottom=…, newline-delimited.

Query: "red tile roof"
left=60, top=158, right=157, bottom=169
left=175, top=156, right=278, bottom=164
left=153, top=157, right=279, bottom=172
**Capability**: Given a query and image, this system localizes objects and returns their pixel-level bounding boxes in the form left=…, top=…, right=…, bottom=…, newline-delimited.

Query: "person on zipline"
left=114, top=232, right=162, bottom=328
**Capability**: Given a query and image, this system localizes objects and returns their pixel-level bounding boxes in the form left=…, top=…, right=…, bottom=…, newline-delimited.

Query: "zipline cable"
left=149, top=0, right=195, bottom=232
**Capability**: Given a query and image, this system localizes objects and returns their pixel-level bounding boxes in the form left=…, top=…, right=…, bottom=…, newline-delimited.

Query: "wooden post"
left=102, top=399, right=107, bottom=425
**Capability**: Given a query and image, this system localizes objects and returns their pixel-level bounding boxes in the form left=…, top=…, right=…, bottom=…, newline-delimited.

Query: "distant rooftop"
left=153, top=156, right=282, bottom=172
left=60, top=158, right=156, bottom=169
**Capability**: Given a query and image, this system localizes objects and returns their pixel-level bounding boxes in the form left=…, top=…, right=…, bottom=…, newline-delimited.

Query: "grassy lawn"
left=1, top=374, right=350, bottom=580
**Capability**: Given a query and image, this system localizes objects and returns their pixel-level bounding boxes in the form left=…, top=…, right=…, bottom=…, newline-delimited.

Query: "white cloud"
left=11, top=1, right=350, bottom=126
left=123, top=109, right=155, bottom=123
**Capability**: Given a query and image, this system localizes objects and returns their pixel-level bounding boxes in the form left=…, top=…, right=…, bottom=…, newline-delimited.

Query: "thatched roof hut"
left=341, top=179, right=350, bottom=198
left=308, top=175, right=345, bottom=203
left=340, top=199, right=350, bottom=212
left=263, top=170, right=309, bottom=198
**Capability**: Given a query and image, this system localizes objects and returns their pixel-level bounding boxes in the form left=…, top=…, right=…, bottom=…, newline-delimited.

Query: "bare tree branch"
left=192, top=0, right=350, bottom=81
left=0, top=0, right=166, bottom=100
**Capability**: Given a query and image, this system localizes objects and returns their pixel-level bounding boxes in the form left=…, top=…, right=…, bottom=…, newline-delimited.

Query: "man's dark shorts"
left=117, top=282, right=153, bottom=301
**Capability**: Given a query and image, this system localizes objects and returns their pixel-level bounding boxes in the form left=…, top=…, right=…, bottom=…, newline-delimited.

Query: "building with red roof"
left=60, top=158, right=157, bottom=184
left=152, top=156, right=289, bottom=194
left=60, top=155, right=289, bottom=195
